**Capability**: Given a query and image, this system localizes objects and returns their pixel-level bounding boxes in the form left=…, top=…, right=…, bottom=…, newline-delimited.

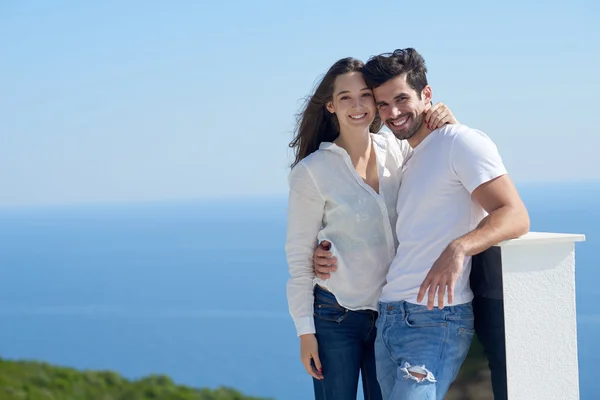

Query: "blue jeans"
left=312, top=285, right=383, bottom=400
left=375, top=301, right=474, bottom=400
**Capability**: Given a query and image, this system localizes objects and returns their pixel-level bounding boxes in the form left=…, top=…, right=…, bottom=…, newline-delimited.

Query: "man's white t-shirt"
left=379, top=124, right=508, bottom=306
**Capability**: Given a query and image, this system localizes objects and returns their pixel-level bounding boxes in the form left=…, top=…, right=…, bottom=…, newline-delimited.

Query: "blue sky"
left=1, top=0, right=598, bottom=207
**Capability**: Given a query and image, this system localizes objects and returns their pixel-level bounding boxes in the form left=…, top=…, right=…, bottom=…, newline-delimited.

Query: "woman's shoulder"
left=295, top=143, right=341, bottom=169
left=289, top=145, right=338, bottom=182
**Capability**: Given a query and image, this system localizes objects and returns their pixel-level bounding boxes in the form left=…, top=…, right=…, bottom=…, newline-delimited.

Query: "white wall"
left=499, top=232, right=585, bottom=400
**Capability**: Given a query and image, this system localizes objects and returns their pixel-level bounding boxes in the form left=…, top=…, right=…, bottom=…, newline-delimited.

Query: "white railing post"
left=499, top=232, right=585, bottom=400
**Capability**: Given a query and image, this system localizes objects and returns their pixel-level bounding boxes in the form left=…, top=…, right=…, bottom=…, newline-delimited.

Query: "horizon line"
left=1, top=179, right=599, bottom=211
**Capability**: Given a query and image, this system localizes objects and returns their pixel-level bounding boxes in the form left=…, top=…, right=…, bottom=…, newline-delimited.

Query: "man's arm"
left=452, top=174, right=530, bottom=256
left=313, top=241, right=337, bottom=279
left=418, top=129, right=529, bottom=310
left=418, top=174, right=529, bottom=310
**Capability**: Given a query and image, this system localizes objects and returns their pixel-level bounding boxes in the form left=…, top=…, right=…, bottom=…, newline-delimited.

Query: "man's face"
left=373, top=74, right=432, bottom=140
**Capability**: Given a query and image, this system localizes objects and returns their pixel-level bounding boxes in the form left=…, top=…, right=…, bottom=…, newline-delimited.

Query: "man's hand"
left=300, top=334, right=323, bottom=380
left=313, top=240, right=337, bottom=279
left=417, top=242, right=467, bottom=310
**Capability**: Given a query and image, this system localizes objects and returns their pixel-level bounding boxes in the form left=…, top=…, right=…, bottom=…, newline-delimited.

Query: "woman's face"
left=326, top=72, right=376, bottom=133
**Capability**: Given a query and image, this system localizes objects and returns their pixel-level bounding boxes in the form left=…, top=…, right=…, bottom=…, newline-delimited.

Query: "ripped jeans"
left=375, top=301, right=474, bottom=400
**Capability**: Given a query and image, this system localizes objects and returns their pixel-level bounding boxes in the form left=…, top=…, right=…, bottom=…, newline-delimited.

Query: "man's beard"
left=387, top=112, right=424, bottom=141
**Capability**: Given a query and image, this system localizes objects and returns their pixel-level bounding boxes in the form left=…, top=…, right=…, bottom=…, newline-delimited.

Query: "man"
left=313, top=48, right=529, bottom=400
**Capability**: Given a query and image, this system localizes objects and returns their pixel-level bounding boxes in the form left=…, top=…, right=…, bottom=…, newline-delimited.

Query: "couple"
left=285, top=48, right=529, bottom=400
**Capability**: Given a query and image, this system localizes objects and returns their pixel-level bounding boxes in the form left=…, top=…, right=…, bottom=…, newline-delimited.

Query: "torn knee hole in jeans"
left=400, top=362, right=436, bottom=383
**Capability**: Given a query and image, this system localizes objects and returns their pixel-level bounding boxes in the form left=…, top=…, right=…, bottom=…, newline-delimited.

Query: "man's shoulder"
left=437, top=123, right=488, bottom=140
left=434, top=124, right=497, bottom=151
left=439, top=124, right=506, bottom=191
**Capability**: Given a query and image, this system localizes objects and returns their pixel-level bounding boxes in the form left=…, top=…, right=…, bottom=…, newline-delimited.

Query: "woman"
left=285, top=57, right=457, bottom=399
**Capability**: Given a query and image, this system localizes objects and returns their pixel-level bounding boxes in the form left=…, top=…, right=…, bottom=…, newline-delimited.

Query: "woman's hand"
left=424, top=102, right=459, bottom=130
left=300, top=334, right=324, bottom=380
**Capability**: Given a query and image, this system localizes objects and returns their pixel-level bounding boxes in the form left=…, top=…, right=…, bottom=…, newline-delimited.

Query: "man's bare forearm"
left=451, top=205, right=530, bottom=257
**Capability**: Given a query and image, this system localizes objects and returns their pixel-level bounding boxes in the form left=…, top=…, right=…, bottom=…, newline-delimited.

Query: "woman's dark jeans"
left=312, top=285, right=382, bottom=400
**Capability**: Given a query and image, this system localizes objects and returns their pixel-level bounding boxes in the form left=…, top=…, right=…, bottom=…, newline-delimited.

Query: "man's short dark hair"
left=362, top=48, right=428, bottom=98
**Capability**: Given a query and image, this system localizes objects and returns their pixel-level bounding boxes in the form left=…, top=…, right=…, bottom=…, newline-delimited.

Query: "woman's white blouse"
left=285, top=131, right=410, bottom=336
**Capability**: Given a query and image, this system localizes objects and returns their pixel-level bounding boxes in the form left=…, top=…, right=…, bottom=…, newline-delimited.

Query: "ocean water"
left=0, top=182, right=598, bottom=399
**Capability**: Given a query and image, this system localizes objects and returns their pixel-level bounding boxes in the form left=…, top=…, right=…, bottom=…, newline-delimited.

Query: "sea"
left=0, top=182, right=598, bottom=400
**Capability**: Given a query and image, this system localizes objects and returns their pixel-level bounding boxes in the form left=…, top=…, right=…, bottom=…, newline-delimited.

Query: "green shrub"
left=0, top=359, right=270, bottom=400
